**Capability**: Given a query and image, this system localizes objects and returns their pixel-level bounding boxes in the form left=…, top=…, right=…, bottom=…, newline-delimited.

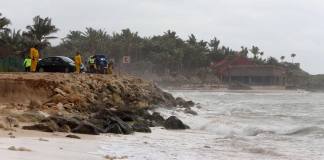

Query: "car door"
left=39, top=58, right=52, bottom=72
left=52, top=57, right=66, bottom=72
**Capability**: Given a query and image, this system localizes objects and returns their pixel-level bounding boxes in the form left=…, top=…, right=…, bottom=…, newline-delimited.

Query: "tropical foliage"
left=0, top=13, right=298, bottom=74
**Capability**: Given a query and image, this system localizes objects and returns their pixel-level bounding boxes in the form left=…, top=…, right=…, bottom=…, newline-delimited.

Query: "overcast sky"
left=1, top=0, right=323, bottom=74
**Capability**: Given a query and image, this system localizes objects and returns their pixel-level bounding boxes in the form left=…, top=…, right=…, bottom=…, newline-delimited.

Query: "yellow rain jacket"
left=30, top=47, right=39, bottom=72
left=74, top=54, right=82, bottom=73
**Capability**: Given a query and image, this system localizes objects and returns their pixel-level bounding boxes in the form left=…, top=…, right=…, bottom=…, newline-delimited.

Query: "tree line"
left=0, top=14, right=297, bottom=74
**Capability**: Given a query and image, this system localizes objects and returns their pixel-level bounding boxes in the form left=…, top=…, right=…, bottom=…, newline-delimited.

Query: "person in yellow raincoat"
left=107, top=60, right=114, bottom=74
left=74, top=52, right=82, bottom=73
left=30, top=45, right=39, bottom=72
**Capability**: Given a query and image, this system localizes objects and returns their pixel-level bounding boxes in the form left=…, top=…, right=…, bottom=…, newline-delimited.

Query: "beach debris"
left=164, top=116, right=190, bottom=130
left=39, top=138, right=49, bottom=141
left=8, top=132, right=16, bottom=138
left=204, top=145, right=211, bottom=148
left=66, top=134, right=81, bottom=139
left=5, top=116, right=19, bottom=128
left=104, top=155, right=128, bottom=160
left=8, top=146, right=32, bottom=152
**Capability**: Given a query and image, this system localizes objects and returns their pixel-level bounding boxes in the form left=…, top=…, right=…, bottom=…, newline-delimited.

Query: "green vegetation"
left=0, top=13, right=300, bottom=76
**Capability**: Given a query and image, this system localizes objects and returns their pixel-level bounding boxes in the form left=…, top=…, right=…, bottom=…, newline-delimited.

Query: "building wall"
left=222, top=65, right=286, bottom=86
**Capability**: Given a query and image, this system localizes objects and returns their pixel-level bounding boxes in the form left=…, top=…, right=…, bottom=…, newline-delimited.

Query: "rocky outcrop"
left=132, top=121, right=151, bottom=133
left=164, top=116, right=190, bottom=130
left=22, top=120, right=59, bottom=132
left=72, top=121, right=102, bottom=135
left=0, top=73, right=193, bottom=135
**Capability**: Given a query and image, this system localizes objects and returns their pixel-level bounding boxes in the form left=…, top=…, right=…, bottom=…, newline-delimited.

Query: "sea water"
left=97, top=90, right=324, bottom=160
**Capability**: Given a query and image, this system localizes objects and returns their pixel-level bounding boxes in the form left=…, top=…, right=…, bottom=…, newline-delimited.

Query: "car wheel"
left=64, top=67, right=70, bottom=73
left=39, top=68, right=44, bottom=72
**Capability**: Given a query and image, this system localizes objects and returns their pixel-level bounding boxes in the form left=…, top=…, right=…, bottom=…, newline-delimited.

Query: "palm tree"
left=187, top=34, right=197, bottom=45
left=280, top=56, right=285, bottom=62
left=259, top=52, right=264, bottom=59
left=0, top=30, right=25, bottom=51
left=0, top=13, right=11, bottom=32
left=240, top=46, right=249, bottom=57
left=209, top=37, right=220, bottom=52
left=24, top=15, right=59, bottom=49
left=291, top=53, right=296, bottom=63
left=82, top=27, right=110, bottom=54
left=250, top=46, right=260, bottom=59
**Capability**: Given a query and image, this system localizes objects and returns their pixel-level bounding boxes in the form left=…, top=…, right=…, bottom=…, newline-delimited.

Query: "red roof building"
left=211, top=56, right=286, bottom=85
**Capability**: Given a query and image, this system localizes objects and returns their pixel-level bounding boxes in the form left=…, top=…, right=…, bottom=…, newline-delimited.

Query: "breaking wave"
left=283, top=126, right=324, bottom=136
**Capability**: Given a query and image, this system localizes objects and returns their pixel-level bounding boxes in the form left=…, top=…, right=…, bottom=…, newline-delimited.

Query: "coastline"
left=162, top=84, right=288, bottom=91
left=0, top=129, right=103, bottom=160
left=0, top=127, right=219, bottom=160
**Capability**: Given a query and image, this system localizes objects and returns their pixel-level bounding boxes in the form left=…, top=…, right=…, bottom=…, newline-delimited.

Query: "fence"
left=0, top=56, right=24, bottom=72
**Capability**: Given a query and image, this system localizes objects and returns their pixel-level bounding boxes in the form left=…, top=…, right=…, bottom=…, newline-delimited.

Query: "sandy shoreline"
left=0, top=127, right=218, bottom=160
left=0, top=129, right=105, bottom=160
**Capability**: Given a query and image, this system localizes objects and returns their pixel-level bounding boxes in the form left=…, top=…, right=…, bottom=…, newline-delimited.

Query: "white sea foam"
left=96, top=90, right=324, bottom=160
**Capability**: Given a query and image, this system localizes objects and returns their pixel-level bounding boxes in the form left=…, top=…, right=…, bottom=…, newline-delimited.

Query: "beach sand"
left=0, top=129, right=104, bottom=160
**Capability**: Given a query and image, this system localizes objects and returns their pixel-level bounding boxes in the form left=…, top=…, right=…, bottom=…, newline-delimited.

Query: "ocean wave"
left=242, top=127, right=275, bottom=136
left=242, top=147, right=282, bottom=156
left=283, top=126, right=324, bottom=136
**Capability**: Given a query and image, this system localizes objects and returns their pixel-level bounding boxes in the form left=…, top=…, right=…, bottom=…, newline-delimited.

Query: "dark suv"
left=37, top=56, right=85, bottom=73
left=88, top=54, right=108, bottom=74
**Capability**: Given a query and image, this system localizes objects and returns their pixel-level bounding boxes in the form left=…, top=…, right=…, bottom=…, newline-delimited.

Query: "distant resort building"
left=211, top=56, right=286, bottom=85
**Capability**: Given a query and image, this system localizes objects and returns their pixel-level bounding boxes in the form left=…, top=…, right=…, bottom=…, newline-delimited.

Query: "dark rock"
left=50, top=116, right=81, bottom=129
left=135, top=109, right=151, bottom=119
left=175, top=97, right=195, bottom=108
left=184, top=108, right=198, bottom=115
left=150, top=112, right=165, bottom=126
left=66, top=134, right=81, bottom=139
left=132, top=122, right=151, bottom=133
left=104, top=116, right=133, bottom=134
left=92, top=109, right=133, bottom=134
left=71, top=121, right=102, bottom=135
left=164, top=116, right=190, bottom=130
left=43, top=116, right=81, bottom=130
left=175, top=97, right=186, bottom=106
left=113, top=111, right=136, bottom=122
left=163, top=92, right=177, bottom=107
left=60, top=124, right=71, bottom=133
left=196, top=105, right=202, bottom=109
left=92, top=109, right=114, bottom=120
left=183, top=101, right=195, bottom=108
left=22, top=120, right=59, bottom=132
left=105, top=123, right=124, bottom=134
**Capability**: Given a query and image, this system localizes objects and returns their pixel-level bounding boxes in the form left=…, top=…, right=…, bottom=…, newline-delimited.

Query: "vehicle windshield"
left=61, top=57, right=74, bottom=63
left=95, top=55, right=106, bottom=59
